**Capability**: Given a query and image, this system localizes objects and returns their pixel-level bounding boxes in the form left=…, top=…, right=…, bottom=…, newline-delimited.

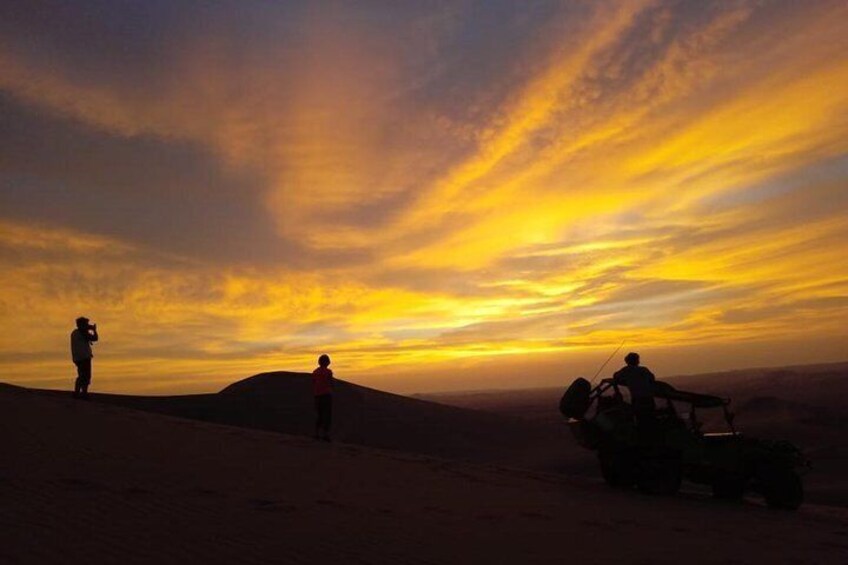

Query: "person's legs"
left=314, top=396, right=322, bottom=439
left=78, top=359, right=92, bottom=398
left=74, top=362, right=83, bottom=398
left=314, top=395, right=332, bottom=440
left=322, top=395, right=332, bottom=441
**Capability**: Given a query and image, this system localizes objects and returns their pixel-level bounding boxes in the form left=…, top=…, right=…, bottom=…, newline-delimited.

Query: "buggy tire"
left=762, top=469, right=803, bottom=510
left=712, top=477, right=746, bottom=501
left=598, top=445, right=636, bottom=488
left=637, top=456, right=682, bottom=496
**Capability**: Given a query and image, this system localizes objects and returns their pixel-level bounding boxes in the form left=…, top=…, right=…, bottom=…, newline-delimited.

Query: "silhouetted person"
left=70, top=316, right=98, bottom=399
left=312, top=354, right=333, bottom=441
left=613, top=352, right=655, bottom=425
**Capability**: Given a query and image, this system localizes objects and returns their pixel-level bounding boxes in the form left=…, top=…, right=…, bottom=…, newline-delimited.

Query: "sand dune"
left=46, top=371, right=564, bottom=470
left=3, top=382, right=848, bottom=564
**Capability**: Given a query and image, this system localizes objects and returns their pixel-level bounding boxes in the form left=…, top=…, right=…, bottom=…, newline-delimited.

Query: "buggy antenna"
left=590, top=340, right=626, bottom=385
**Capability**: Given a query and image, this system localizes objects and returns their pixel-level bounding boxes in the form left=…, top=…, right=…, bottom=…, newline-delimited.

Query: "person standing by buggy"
left=613, top=352, right=656, bottom=425
left=312, top=354, right=333, bottom=441
left=70, top=317, right=98, bottom=399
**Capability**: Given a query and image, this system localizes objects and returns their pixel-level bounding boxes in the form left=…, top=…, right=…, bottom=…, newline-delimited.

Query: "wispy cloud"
left=1, top=0, right=847, bottom=392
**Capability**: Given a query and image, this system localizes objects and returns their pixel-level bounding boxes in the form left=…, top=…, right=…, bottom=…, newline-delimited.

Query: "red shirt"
left=312, top=366, right=333, bottom=396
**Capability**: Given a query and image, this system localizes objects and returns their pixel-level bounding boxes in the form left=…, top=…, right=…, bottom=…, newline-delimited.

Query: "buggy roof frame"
left=595, top=378, right=729, bottom=408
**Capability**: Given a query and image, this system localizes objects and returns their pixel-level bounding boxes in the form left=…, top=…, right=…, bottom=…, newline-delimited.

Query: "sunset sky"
left=1, top=1, right=847, bottom=394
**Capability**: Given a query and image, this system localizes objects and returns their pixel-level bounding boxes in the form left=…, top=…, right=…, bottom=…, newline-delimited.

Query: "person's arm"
left=88, top=325, right=99, bottom=343
left=612, top=368, right=625, bottom=385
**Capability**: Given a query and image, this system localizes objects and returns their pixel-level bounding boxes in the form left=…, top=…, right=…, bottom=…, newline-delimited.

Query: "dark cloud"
left=0, top=1, right=306, bottom=85
left=0, top=93, right=351, bottom=266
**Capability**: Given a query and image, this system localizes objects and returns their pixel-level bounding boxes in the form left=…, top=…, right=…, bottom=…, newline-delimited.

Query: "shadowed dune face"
left=84, top=371, right=565, bottom=469
left=18, top=362, right=848, bottom=508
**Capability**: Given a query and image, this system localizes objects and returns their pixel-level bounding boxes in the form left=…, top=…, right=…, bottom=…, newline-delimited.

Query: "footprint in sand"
left=250, top=498, right=298, bottom=513
left=612, top=518, right=637, bottom=526
left=423, top=505, right=453, bottom=516
left=57, top=477, right=105, bottom=492
left=123, top=486, right=153, bottom=496
left=579, top=519, right=609, bottom=529
left=182, top=487, right=226, bottom=499
left=315, top=498, right=345, bottom=508
left=520, top=511, right=553, bottom=521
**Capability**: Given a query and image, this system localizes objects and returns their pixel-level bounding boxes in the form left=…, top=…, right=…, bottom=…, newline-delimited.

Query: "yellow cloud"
left=2, top=2, right=848, bottom=393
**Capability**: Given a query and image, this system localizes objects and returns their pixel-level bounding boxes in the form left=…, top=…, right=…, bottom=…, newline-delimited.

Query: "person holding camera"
left=70, top=316, right=99, bottom=399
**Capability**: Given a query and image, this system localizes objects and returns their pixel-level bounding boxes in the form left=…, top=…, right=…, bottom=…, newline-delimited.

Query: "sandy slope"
left=2, top=384, right=848, bottom=564
left=44, top=371, right=564, bottom=470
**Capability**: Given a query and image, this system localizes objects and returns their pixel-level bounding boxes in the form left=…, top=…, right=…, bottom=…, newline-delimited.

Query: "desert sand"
left=70, top=371, right=564, bottom=470
left=3, top=368, right=848, bottom=564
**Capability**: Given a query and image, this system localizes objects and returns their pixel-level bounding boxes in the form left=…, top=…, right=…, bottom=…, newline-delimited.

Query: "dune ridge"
left=33, top=371, right=563, bottom=470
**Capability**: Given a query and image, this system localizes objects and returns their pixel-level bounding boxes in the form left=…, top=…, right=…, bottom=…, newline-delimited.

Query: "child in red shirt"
left=312, top=354, right=333, bottom=441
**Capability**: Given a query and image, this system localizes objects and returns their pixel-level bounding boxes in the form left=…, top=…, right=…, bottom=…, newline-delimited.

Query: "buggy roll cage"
left=591, top=378, right=737, bottom=434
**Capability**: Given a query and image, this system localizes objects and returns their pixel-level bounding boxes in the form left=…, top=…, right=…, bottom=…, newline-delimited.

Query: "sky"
left=1, top=0, right=847, bottom=395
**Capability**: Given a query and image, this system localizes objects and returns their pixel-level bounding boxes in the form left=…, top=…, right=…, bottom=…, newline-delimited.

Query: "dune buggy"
left=560, top=377, right=808, bottom=509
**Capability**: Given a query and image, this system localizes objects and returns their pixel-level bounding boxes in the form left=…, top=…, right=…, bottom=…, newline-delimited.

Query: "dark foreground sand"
left=2, top=383, right=847, bottom=564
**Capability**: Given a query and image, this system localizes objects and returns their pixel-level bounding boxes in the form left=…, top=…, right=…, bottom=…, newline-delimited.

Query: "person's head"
left=318, top=354, right=331, bottom=368
left=624, top=352, right=640, bottom=366
left=75, top=316, right=90, bottom=331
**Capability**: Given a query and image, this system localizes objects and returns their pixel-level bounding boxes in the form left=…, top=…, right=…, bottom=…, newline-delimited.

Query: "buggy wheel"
left=712, top=477, right=746, bottom=501
left=637, top=456, right=682, bottom=495
left=761, top=469, right=803, bottom=510
left=598, top=446, right=635, bottom=488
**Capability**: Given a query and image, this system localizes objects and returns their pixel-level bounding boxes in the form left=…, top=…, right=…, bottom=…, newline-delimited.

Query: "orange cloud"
left=1, top=1, right=847, bottom=393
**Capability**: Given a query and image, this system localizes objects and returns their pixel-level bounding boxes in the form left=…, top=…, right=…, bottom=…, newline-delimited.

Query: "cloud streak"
left=1, top=0, right=847, bottom=393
